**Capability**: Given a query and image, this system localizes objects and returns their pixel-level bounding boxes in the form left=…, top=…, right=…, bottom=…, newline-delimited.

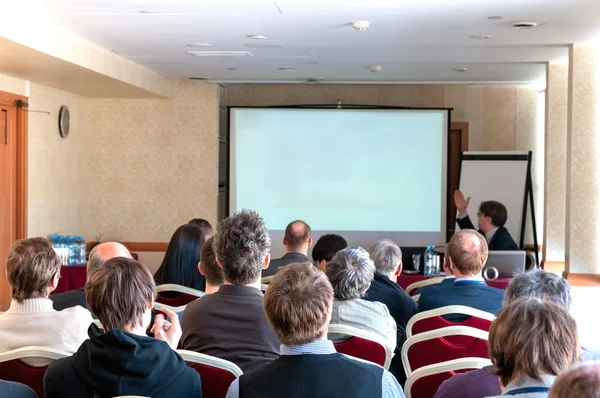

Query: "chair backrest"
left=404, top=357, right=492, bottom=398
left=328, top=324, right=392, bottom=370
left=407, top=305, right=495, bottom=340
left=405, top=277, right=445, bottom=296
left=177, top=349, right=242, bottom=398
left=402, top=326, right=489, bottom=376
left=154, top=302, right=188, bottom=314
left=261, top=275, right=274, bottom=284
left=0, top=346, right=71, bottom=398
left=260, top=284, right=269, bottom=292
left=156, top=284, right=204, bottom=306
left=412, top=294, right=420, bottom=302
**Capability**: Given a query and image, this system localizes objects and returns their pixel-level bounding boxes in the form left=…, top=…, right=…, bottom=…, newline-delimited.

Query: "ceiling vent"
left=511, top=22, right=538, bottom=29
left=186, top=51, right=253, bottom=57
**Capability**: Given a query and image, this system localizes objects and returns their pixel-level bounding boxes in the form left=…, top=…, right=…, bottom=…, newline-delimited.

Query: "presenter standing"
left=453, top=190, right=518, bottom=251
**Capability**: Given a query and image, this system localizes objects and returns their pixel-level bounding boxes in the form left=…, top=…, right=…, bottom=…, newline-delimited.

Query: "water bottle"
left=78, top=236, right=86, bottom=264
left=424, top=246, right=435, bottom=276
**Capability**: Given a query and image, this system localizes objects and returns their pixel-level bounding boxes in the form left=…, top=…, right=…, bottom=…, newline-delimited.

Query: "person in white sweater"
left=0, top=237, right=92, bottom=366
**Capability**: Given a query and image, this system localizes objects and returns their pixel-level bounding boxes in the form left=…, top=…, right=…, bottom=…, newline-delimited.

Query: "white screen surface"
left=230, top=108, right=448, bottom=257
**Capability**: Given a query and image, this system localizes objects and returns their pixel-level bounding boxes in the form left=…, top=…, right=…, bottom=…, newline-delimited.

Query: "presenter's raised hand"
left=454, top=190, right=471, bottom=212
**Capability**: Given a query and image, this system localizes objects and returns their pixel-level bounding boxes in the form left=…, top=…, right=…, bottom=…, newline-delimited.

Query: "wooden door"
left=0, top=91, right=27, bottom=310
left=446, top=122, right=469, bottom=240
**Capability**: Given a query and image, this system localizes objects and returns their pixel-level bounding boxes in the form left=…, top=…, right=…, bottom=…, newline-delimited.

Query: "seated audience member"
left=418, top=229, right=504, bottom=320
left=154, top=223, right=208, bottom=292
left=50, top=241, right=132, bottom=311
left=365, top=240, right=417, bottom=383
left=454, top=190, right=518, bottom=251
left=485, top=298, right=579, bottom=397
left=312, top=233, right=348, bottom=272
left=435, top=270, right=587, bottom=398
left=0, top=238, right=92, bottom=366
left=0, top=380, right=37, bottom=398
left=44, top=257, right=201, bottom=398
left=326, top=247, right=397, bottom=354
left=189, top=217, right=214, bottom=238
left=198, top=236, right=224, bottom=294
left=181, top=210, right=280, bottom=372
left=226, top=262, right=404, bottom=398
left=262, top=220, right=313, bottom=277
left=549, top=362, right=600, bottom=398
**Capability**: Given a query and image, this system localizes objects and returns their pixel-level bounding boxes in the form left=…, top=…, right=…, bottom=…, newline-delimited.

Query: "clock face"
left=59, top=105, right=70, bottom=138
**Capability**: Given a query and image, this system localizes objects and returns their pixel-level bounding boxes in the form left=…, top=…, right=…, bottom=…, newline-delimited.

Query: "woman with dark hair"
left=154, top=223, right=207, bottom=292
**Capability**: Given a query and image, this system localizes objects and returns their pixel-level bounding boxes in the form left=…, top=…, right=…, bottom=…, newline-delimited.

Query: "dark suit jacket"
left=456, top=215, right=518, bottom=251
left=262, top=252, right=313, bottom=277
left=50, top=288, right=87, bottom=311
left=418, top=280, right=504, bottom=321
left=180, top=284, right=280, bottom=373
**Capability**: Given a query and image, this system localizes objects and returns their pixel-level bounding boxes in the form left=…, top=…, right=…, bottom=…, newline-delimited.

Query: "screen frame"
left=226, top=105, right=453, bottom=245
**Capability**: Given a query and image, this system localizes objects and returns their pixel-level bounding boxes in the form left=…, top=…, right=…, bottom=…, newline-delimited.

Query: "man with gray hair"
left=365, top=240, right=417, bottom=383
left=50, top=242, right=132, bottom=311
left=326, top=246, right=397, bottom=355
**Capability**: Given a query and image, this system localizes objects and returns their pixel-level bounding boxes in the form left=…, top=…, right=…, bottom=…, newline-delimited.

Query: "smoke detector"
left=351, top=21, right=370, bottom=31
left=512, top=21, right=538, bottom=29
left=368, top=65, right=382, bottom=72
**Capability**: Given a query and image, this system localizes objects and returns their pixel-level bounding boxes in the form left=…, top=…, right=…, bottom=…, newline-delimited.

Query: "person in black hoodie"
left=44, top=257, right=202, bottom=398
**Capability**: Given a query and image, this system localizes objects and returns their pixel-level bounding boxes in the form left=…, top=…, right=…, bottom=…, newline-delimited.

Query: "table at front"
left=397, top=273, right=510, bottom=291
left=52, top=265, right=87, bottom=295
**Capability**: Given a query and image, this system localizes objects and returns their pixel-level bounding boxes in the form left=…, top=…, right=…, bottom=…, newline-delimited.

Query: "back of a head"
left=264, top=262, right=333, bottom=345
left=86, top=257, right=155, bottom=331
left=284, top=220, right=311, bottom=251
left=326, top=246, right=375, bottom=301
left=155, top=223, right=206, bottom=290
left=189, top=218, right=213, bottom=238
left=88, top=242, right=132, bottom=275
left=312, top=234, right=348, bottom=262
left=503, top=270, right=572, bottom=309
left=448, top=229, right=488, bottom=275
left=489, top=297, right=580, bottom=388
left=213, top=210, right=271, bottom=285
left=479, top=201, right=508, bottom=227
left=369, top=239, right=402, bottom=275
left=200, top=236, right=224, bottom=286
left=6, top=237, right=61, bottom=302
left=550, top=362, right=600, bottom=398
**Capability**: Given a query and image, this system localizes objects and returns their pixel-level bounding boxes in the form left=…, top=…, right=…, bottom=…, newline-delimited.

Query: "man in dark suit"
left=50, top=242, right=132, bottom=311
left=418, top=229, right=504, bottom=321
left=454, top=190, right=518, bottom=251
left=262, top=220, right=313, bottom=277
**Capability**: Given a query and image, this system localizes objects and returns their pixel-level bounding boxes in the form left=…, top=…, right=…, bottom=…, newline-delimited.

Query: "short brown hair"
left=264, top=262, right=333, bottom=345
left=86, top=257, right=156, bottom=331
left=489, top=298, right=580, bottom=387
left=479, top=201, right=508, bottom=227
left=550, top=362, right=600, bottom=398
left=448, top=229, right=488, bottom=275
left=200, top=236, right=224, bottom=286
left=6, top=237, right=61, bottom=302
left=284, top=220, right=311, bottom=250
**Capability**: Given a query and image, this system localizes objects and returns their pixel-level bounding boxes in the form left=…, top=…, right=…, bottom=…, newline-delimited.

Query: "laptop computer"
left=483, top=251, right=526, bottom=279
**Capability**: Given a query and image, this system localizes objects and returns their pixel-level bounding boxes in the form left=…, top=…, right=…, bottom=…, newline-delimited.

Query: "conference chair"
left=412, top=294, right=420, bottom=302
left=406, top=305, right=495, bottom=340
left=155, top=284, right=204, bottom=307
left=0, top=346, right=71, bottom=398
left=402, top=326, right=489, bottom=377
left=405, top=277, right=445, bottom=296
left=261, top=275, right=275, bottom=284
left=260, top=284, right=269, bottom=292
left=404, top=357, right=492, bottom=398
left=177, top=349, right=243, bottom=398
left=328, top=324, right=392, bottom=370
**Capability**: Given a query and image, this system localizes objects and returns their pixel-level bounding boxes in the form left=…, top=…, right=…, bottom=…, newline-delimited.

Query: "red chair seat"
left=190, top=363, right=237, bottom=398
left=333, top=337, right=387, bottom=368
left=0, top=360, right=48, bottom=398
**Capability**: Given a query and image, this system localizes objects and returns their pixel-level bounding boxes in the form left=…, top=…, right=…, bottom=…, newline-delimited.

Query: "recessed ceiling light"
left=138, top=9, right=155, bottom=14
left=186, top=50, right=253, bottom=57
left=244, top=43, right=285, bottom=48
left=453, top=67, right=468, bottom=72
left=247, top=35, right=267, bottom=40
left=512, top=21, right=538, bottom=29
left=226, top=67, right=238, bottom=71
left=186, top=43, right=212, bottom=47
left=470, top=35, right=492, bottom=39
left=487, top=16, right=504, bottom=20
left=278, top=68, right=295, bottom=72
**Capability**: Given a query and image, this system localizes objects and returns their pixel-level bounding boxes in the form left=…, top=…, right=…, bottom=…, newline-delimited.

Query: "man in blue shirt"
left=418, top=229, right=504, bottom=320
left=226, top=262, right=404, bottom=398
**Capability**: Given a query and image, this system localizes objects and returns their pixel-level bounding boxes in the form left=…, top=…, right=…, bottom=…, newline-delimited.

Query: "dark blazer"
left=50, top=288, right=87, bottom=311
left=181, top=284, right=280, bottom=372
left=456, top=215, right=518, bottom=251
left=262, top=252, right=313, bottom=277
left=418, top=280, right=504, bottom=322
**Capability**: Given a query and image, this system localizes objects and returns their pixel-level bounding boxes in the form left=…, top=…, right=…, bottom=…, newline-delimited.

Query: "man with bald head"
left=262, top=220, right=313, bottom=277
left=418, top=230, right=504, bottom=321
left=50, top=242, right=132, bottom=311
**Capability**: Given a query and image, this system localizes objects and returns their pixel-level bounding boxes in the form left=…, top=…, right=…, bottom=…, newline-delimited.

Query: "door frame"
left=0, top=90, right=28, bottom=239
